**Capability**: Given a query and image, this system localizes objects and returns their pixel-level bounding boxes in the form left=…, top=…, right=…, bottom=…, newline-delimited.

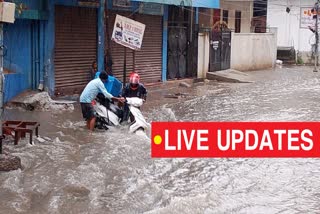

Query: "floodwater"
left=1, top=66, right=320, bottom=213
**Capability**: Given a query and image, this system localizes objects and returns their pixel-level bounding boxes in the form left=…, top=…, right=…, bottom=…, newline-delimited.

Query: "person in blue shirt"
left=80, top=72, right=125, bottom=131
left=94, top=71, right=107, bottom=88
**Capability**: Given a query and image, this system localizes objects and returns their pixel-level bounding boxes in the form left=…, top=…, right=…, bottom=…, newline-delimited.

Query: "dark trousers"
left=122, top=103, right=130, bottom=122
left=122, top=103, right=137, bottom=123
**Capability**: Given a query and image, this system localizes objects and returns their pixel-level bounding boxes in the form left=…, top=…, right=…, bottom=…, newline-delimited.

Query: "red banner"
left=151, top=122, right=320, bottom=158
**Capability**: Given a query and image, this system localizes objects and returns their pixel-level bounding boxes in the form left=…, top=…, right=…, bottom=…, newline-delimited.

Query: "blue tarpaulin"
left=95, top=72, right=123, bottom=97
left=131, top=0, right=219, bottom=8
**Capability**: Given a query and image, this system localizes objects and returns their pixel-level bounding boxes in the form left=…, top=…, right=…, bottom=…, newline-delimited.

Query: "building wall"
left=3, top=20, right=33, bottom=102
left=3, top=0, right=47, bottom=102
left=2, top=0, right=101, bottom=101
left=220, top=0, right=253, bottom=33
left=267, top=0, right=315, bottom=62
left=231, top=32, right=277, bottom=71
left=199, top=8, right=213, bottom=28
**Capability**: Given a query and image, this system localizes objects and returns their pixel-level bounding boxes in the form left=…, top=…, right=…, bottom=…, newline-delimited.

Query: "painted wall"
left=267, top=0, right=315, bottom=62
left=231, top=33, right=277, bottom=71
left=3, top=0, right=48, bottom=103
left=220, top=0, right=253, bottom=33
left=3, top=19, right=32, bottom=102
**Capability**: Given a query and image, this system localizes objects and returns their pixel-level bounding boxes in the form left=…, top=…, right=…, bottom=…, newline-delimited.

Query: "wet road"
left=1, top=66, right=320, bottom=213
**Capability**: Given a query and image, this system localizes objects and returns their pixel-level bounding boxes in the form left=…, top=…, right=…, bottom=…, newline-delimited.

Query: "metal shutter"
left=107, top=12, right=162, bottom=83
left=54, top=6, right=97, bottom=95
left=107, top=12, right=134, bottom=83
left=135, top=14, right=162, bottom=83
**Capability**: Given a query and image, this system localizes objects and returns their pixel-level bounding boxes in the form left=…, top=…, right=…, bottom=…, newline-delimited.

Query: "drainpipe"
left=32, top=20, right=40, bottom=90
left=297, top=0, right=301, bottom=62
left=314, top=0, right=319, bottom=72
left=0, top=23, right=3, bottom=154
left=195, top=7, right=199, bottom=25
left=195, top=7, right=199, bottom=77
left=31, top=21, right=34, bottom=88
left=162, top=5, right=168, bottom=82
left=38, top=0, right=44, bottom=90
left=37, top=21, right=41, bottom=88
left=98, top=0, right=105, bottom=73
left=38, top=21, right=44, bottom=91
left=250, top=1, right=253, bottom=32
left=190, top=7, right=194, bottom=43
left=34, top=21, right=40, bottom=89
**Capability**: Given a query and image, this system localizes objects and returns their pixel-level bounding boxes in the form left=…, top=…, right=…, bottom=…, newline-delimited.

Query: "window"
left=223, top=10, right=229, bottom=24
left=235, top=11, right=241, bottom=33
left=254, top=0, right=267, bottom=17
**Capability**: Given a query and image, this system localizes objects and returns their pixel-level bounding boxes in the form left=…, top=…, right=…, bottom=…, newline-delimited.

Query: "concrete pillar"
left=44, top=0, right=55, bottom=95
left=197, top=32, right=210, bottom=78
left=98, top=0, right=106, bottom=73
left=162, top=5, right=168, bottom=82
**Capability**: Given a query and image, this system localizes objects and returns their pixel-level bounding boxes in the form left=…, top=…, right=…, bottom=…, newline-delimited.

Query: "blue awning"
left=192, top=0, right=219, bottom=8
left=131, top=0, right=219, bottom=9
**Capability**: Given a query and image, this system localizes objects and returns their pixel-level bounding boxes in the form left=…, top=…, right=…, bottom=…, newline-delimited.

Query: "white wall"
left=198, top=32, right=210, bottom=78
left=231, top=33, right=277, bottom=71
left=220, top=0, right=253, bottom=33
left=267, top=0, right=315, bottom=54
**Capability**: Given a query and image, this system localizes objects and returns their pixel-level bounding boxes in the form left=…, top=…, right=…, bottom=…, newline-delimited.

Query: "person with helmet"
left=122, top=72, right=147, bottom=99
left=121, top=72, right=147, bottom=123
left=80, top=72, right=125, bottom=131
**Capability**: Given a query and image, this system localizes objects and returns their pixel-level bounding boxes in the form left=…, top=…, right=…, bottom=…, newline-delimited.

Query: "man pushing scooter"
left=80, top=72, right=125, bottom=131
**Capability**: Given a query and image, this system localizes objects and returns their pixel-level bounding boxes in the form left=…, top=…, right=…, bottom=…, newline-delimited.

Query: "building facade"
left=219, top=0, right=254, bottom=33
left=3, top=0, right=220, bottom=101
left=267, top=0, right=316, bottom=63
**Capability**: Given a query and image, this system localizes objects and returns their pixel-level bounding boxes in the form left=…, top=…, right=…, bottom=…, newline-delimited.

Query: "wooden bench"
left=2, top=121, right=40, bottom=145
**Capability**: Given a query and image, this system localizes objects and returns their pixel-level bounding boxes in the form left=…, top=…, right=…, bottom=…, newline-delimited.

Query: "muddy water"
left=1, top=67, right=320, bottom=213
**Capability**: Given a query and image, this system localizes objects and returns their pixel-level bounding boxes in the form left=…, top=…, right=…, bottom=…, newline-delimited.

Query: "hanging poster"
left=111, top=14, right=146, bottom=50
left=300, top=7, right=320, bottom=29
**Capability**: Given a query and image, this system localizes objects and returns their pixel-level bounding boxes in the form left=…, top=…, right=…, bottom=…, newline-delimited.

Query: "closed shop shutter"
left=107, top=11, right=134, bottom=83
left=106, top=12, right=162, bottom=83
left=135, top=14, right=162, bottom=83
left=55, top=6, right=97, bottom=95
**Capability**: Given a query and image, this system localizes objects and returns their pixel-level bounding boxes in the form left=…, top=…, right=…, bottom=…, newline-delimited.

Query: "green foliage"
left=297, top=55, right=304, bottom=65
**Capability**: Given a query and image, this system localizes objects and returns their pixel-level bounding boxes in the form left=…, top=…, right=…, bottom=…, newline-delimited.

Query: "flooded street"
left=1, top=66, right=320, bottom=213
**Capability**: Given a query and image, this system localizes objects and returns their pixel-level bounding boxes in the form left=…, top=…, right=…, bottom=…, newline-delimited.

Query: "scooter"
left=92, top=94, right=150, bottom=134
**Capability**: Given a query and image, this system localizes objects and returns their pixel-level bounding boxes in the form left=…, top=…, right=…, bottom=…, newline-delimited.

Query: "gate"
left=209, top=30, right=231, bottom=72
left=167, top=27, right=187, bottom=79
